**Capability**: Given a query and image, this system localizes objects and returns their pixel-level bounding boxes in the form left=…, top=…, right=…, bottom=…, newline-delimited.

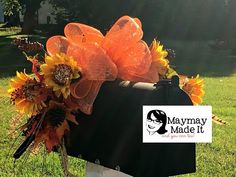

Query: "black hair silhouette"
left=147, top=110, right=168, bottom=134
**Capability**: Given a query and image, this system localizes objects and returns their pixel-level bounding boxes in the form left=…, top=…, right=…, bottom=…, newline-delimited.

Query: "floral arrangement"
left=8, top=16, right=204, bottom=175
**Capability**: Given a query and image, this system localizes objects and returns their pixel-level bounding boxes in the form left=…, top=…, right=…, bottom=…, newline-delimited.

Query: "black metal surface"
left=65, top=76, right=196, bottom=177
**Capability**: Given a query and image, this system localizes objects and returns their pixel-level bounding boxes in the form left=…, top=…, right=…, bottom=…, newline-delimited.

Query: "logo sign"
left=143, top=106, right=212, bottom=143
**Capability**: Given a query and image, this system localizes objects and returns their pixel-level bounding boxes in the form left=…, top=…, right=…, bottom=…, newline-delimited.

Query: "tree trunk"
left=21, top=0, right=43, bottom=34
left=21, top=10, right=36, bottom=34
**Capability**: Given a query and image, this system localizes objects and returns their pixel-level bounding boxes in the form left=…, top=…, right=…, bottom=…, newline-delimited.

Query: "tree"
left=50, top=0, right=148, bottom=32
left=0, top=0, right=21, bottom=26
left=0, top=0, right=44, bottom=34
left=0, top=0, right=21, bottom=16
left=20, top=0, right=44, bottom=34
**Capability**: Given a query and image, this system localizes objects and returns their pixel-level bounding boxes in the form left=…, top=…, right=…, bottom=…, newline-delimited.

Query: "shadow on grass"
left=162, top=40, right=236, bottom=77
left=0, top=36, right=235, bottom=78
left=0, top=35, right=47, bottom=78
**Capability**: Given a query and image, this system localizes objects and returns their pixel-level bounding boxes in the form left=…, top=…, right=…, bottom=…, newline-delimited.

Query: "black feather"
left=13, top=134, right=35, bottom=159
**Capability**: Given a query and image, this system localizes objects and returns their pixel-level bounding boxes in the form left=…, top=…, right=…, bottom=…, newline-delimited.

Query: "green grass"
left=0, top=28, right=236, bottom=176
left=178, top=75, right=236, bottom=177
left=0, top=27, right=21, bottom=37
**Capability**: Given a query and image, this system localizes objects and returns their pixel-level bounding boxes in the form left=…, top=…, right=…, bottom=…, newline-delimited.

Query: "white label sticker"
left=143, top=106, right=212, bottom=143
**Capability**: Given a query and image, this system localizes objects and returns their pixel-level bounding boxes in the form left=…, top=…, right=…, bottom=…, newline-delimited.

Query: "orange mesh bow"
left=46, top=16, right=158, bottom=115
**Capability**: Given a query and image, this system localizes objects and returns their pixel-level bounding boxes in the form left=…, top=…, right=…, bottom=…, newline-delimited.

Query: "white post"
left=86, top=162, right=132, bottom=177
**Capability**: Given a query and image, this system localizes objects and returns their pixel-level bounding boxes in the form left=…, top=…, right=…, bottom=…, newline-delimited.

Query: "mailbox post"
left=86, top=162, right=131, bottom=177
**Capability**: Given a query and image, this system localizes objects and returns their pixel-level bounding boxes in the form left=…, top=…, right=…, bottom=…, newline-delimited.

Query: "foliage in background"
left=0, top=0, right=236, bottom=42
left=49, top=0, right=146, bottom=31
left=49, top=0, right=236, bottom=41
left=0, top=0, right=21, bottom=16
left=0, top=0, right=44, bottom=33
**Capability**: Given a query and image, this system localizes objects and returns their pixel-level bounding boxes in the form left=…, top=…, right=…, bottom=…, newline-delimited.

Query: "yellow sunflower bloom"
left=150, top=39, right=169, bottom=76
left=180, top=75, right=205, bottom=105
left=40, top=53, right=81, bottom=98
left=8, top=71, right=47, bottom=115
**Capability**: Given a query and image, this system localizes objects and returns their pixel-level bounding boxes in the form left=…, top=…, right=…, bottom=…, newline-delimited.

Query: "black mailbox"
left=65, top=76, right=196, bottom=177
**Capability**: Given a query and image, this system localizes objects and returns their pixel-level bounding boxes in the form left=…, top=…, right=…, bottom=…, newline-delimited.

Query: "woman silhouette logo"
left=146, top=110, right=168, bottom=135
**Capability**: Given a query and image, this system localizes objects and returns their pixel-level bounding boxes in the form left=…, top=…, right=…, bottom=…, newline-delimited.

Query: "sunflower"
left=150, top=39, right=170, bottom=77
left=8, top=71, right=47, bottom=115
left=33, top=101, right=78, bottom=152
left=45, top=101, right=78, bottom=126
left=40, top=53, right=81, bottom=99
left=180, top=75, right=205, bottom=105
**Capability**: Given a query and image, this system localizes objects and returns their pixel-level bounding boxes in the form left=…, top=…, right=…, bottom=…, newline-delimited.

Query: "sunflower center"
left=53, top=64, right=73, bottom=86
left=22, top=80, right=39, bottom=101
left=11, top=80, right=43, bottom=103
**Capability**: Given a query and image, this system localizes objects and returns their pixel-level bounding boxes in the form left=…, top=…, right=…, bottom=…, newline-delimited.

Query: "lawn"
left=0, top=28, right=235, bottom=177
